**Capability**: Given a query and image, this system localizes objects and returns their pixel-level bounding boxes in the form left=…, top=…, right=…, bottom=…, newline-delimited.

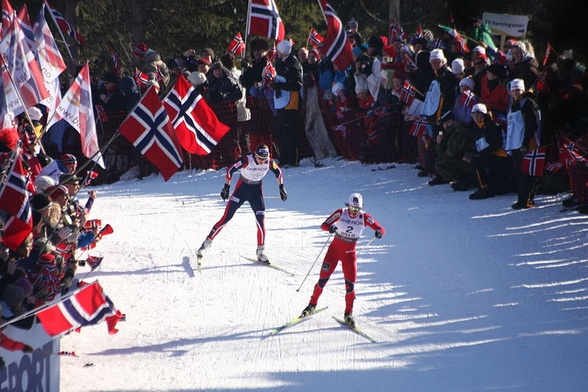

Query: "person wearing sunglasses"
left=196, top=144, right=287, bottom=264
left=299, top=193, right=385, bottom=327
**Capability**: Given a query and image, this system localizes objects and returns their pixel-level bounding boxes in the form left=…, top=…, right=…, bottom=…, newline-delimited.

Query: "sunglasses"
left=349, top=206, right=361, bottom=212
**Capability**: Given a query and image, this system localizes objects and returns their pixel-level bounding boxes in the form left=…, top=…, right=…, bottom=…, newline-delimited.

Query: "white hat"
left=472, top=46, right=486, bottom=55
left=348, top=193, right=363, bottom=209
left=429, top=49, right=446, bottom=61
left=27, top=107, right=43, bottom=121
left=187, top=72, right=207, bottom=87
left=451, top=58, right=465, bottom=75
left=331, top=82, right=345, bottom=96
left=34, top=175, right=56, bottom=192
left=276, top=40, right=292, bottom=55
left=471, top=103, right=488, bottom=114
left=509, top=78, right=525, bottom=91
left=459, top=77, right=475, bottom=90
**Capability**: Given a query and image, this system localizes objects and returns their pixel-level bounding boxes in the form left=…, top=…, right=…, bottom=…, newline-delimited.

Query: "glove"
left=375, top=229, right=383, bottom=239
left=240, top=58, right=252, bottom=69
left=279, top=184, right=287, bottom=201
left=220, top=184, right=230, bottom=201
left=22, top=345, right=34, bottom=353
left=329, top=225, right=337, bottom=234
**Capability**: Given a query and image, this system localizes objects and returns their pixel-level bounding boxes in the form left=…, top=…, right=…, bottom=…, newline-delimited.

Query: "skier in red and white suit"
left=196, top=144, right=287, bottom=263
left=301, top=193, right=385, bottom=326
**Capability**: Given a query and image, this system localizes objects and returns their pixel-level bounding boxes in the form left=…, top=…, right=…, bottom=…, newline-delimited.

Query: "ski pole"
left=357, top=237, right=376, bottom=257
left=296, top=233, right=332, bottom=292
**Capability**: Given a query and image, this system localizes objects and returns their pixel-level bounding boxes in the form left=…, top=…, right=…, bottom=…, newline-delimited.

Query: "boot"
left=196, top=238, right=212, bottom=258
left=344, top=313, right=355, bottom=327
left=256, top=246, right=270, bottom=264
left=300, top=304, right=316, bottom=318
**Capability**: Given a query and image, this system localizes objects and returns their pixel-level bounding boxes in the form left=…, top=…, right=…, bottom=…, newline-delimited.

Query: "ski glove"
left=329, top=225, right=338, bottom=234
left=279, top=184, right=287, bottom=201
left=221, top=184, right=230, bottom=201
left=375, top=229, right=383, bottom=239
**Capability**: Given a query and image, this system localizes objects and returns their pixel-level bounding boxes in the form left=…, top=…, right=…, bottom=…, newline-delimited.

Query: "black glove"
left=279, top=184, right=287, bottom=201
left=329, top=225, right=337, bottom=234
left=274, top=89, right=282, bottom=98
left=221, top=184, right=230, bottom=201
left=375, top=229, right=383, bottom=239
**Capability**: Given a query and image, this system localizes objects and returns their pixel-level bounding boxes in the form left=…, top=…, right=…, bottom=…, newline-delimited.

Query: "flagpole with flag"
left=43, top=0, right=74, bottom=62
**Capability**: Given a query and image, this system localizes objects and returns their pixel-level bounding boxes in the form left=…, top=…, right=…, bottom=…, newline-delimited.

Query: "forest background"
left=6, top=0, right=587, bottom=79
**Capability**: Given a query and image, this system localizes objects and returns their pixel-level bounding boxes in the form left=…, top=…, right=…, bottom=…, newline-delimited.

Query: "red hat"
left=60, top=153, right=77, bottom=165
left=133, top=43, right=148, bottom=57
left=308, top=48, right=320, bottom=60
left=198, top=57, right=211, bottom=66
left=46, top=185, right=69, bottom=200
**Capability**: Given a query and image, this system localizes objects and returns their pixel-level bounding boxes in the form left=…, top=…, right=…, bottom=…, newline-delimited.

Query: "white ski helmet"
left=347, top=193, right=363, bottom=209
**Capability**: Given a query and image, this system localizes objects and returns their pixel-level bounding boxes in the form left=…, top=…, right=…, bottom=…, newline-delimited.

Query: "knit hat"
left=46, top=184, right=69, bottom=200
left=27, top=107, right=43, bottom=121
left=187, top=72, right=207, bottom=87
left=210, top=61, right=223, bottom=71
left=2, top=284, right=25, bottom=309
left=472, top=46, right=486, bottom=56
left=429, top=49, right=446, bottom=61
left=14, top=278, right=33, bottom=297
left=487, top=63, right=507, bottom=80
left=198, top=57, right=211, bottom=66
left=34, top=175, right=55, bottom=192
left=31, top=193, right=52, bottom=211
left=60, top=153, right=77, bottom=165
left=451, top=58, right=465, bottom=75
left=276, top=40, right=292, bottom=55
left=201, top=48, right=215, bottom=60
left=471, top=103, right=488, bottom=114
left=331, top=82, right=345, bottom=96
left=309, top=48, right=320, bottom=59
left=509, top=78, right=525, bottom=91
left=459, top=77, right=475, bottom=90
left=367, top=36, right=384, bottom=51
left=133, top=43, right=148, bottom=57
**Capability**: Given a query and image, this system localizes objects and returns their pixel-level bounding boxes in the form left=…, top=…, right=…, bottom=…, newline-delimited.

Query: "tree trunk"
left=132, top=0, right=149, bottom=46
left=389, top=0, right=400, bottom=24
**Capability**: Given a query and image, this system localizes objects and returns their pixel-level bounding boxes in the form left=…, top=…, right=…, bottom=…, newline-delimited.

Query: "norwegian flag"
left=521, top=146, right=546, bottom=177
left=267, top=42, right=276, bottom=63
left=16, top=5, right=35, bottom=50
left=163, top=75, right=230, bottom=155
left=317, top=0, right=353, bottom=71
left=1, top=0, right=14, bottom=36
left=47, top=63, right=105, bottom=168
left=133, top=67, right=151, bottom=90
left=458, top=90, right=478, bottom=109
left=0, top=13, right=50, bottom=116
left=227, top=32, right=245, bottom=56
left=559, top=137, right=587, bottom=167
left=409, top=116, right=428, bottom=138
left=545, top=161, right=564, bottom=173
left=33, top=4, right=66, bottom=117
left=307, top=27, right=324, bottom=48
left=246, top=0, right=285, bottom=41
left=46, top=1, right=86, bottom=45
left=36, top=281, right=124, bottom=337
left=400, top=81, right=417, bottom=106
left=83, top=170, right=99, bottom=186
left=0, top=153, right=32, bottom=251
left=109, top=48, right=121, bottom=75
left=119, top=85, right=183, bottom=181
left=261, top=61, right=277, bottom=86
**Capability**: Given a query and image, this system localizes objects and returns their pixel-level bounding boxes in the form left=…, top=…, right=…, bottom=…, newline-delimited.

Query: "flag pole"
left=43, top=0, right=75, bottom=62
left=243, top=0, right=252, bottom=62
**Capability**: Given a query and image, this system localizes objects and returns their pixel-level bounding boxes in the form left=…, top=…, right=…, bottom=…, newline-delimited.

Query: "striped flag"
left=317, top=0, right=353, bottom=71
left=521, top=146, right=546, bottom=177
left=409, top=116, right=428, bottom=138
left=46, top=1, right=86, bottom=45
left=0, top=153, right=32, bottom=251
left=307, top=27, right=324, bottom=48
left=119, top=85, right=184, bottom=181
left=36, top=281, right=124, bottom=337
left=246, top=0, right=285, bottom=41
left=163, top=75, right=230, bottom=155
left=227, top=32, right=245, bottom=56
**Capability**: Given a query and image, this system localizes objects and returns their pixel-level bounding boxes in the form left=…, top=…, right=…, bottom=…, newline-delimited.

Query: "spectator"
left=132, top=42, right=170, bottom=90
left=480, top=63, right=510, bottom=128
left=240, top=38, right=270, bottom=94
left=504, top=79, right=542, bottom=209
left=468, top=103, right=513, bottom=199
left=452, top=77, right=479, bottom=125
left=271, top=40, right=303, bottom=167
left=507, top=42, right=540, bottom=91
left=206, top=62, right=243, bottom=104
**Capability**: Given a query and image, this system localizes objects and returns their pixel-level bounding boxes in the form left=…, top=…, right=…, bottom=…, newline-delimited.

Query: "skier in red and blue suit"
left=300, top=193, right=385, bottom=327
left=196, top=144, right=287, bottom=263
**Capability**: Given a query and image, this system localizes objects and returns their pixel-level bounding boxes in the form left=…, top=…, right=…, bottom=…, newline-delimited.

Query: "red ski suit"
left=309, top=207, right=385, bottom=314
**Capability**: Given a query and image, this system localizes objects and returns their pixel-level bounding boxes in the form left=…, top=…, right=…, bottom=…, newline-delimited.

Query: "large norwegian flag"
left=521, top=146, right=546, bottom=177
left=247, top=0, right=285, bottom=41
left=0, top=13, right=50, bottom=116
left=47, top=63, right=105, bottom=168
left=33, top=3, right=66, bottom=116
left=0, top=152, right=32, bottom=251
left=45, top=1, right=86, bottom=45
left=119, top=86, right=184, bottom=181
left=317, top=0, right=353, bottom=71
left=163, top=75, right=230, bottom=155
left=36, top=281, right=124, bottom=337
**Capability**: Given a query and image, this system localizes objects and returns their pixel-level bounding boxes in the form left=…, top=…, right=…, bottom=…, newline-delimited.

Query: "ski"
left=271, top=307, right=329, bottom=335
left=241, top=256, right=295, bottom=276
left=333, top=317, right=377, bottom=343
